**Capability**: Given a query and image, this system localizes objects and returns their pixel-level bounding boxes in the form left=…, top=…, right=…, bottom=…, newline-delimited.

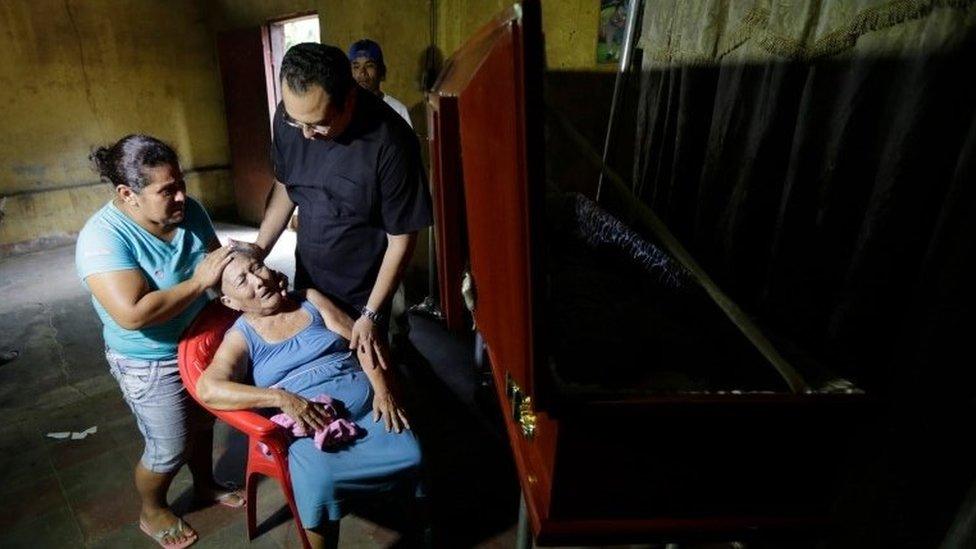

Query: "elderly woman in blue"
left=75, top=135, right=246, bottom=549
left=196, top=254, right=422, bottom=549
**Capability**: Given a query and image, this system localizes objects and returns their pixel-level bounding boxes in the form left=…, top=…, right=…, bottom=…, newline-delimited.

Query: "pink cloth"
left=268, top=394, right=360, bottom=450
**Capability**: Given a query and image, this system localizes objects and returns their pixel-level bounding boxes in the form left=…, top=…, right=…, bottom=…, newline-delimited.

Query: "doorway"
left=214, top=12, right=320, bottom=224
left=267, top=13, right=321, bottom=105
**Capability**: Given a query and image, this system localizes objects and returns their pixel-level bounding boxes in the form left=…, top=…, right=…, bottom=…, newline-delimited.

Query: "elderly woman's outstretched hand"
left=192, top=246, right=235, bottom=289
left=277, top=390, right=334, bottom=432
left=372, top=390, right=410, bottom=433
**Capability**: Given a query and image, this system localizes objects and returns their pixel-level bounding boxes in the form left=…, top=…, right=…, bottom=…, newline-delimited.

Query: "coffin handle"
left=506, top=373, right=538, bottom=439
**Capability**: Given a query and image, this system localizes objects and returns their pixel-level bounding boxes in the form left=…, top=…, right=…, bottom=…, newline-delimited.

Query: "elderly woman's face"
left=220, top=256, right=285, bottom=312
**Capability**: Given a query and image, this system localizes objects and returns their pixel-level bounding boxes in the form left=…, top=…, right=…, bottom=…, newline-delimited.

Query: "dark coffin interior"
left=427, top=1, right=869, bottom=543
left=545, top=191, right=787, bottom=395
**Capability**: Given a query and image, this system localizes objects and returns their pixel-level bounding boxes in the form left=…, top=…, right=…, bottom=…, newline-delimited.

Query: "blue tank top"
left=230, top=300, right=366, bottom=401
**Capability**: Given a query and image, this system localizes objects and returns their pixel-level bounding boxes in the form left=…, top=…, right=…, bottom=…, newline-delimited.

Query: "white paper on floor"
left=46, top=425, right=97, bottom=440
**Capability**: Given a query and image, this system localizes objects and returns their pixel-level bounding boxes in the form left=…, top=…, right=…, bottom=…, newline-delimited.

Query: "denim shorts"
left=106, top=347, right=213, bottom=474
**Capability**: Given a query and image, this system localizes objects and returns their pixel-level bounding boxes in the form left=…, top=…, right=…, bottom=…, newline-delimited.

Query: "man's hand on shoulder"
left=351, top=315, right=390, bottom=371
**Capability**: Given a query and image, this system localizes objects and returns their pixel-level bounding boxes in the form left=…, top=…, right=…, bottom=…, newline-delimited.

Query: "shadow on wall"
left=542, top=41, right=976, bottom=547
left=409, top=45, right=446, bottom=143
left=543, top=69, right=636, bottom=197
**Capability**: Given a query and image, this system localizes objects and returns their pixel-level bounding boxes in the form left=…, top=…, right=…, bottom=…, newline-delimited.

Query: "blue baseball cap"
left=348, top=39, right=385, bottom=69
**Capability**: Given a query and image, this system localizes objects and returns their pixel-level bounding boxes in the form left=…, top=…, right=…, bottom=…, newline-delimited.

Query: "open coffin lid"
left=427, top=0, right=869, bottom=544
left=427, top=0, right=546, bottom=396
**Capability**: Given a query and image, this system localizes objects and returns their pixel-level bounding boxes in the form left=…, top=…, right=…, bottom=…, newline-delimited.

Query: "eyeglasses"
left=282, top=112, right=331, bottom=136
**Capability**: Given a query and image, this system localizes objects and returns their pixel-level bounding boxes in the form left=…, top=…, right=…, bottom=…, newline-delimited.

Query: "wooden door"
left=216, top=28, right=276, bottom=224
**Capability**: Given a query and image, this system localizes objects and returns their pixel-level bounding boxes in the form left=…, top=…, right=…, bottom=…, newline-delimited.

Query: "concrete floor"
left=0, top=224, right=523, bottom=548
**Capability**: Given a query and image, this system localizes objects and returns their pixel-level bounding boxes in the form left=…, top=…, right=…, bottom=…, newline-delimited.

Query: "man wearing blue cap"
left=348, top=39, right=412, bottom=128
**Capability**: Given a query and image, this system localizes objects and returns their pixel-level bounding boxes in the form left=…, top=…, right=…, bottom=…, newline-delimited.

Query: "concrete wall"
left=0, top=0, right=608, bottom=255
left=205, top=0, right=609, bottom=138
left=437, top=0, right=613, bottom=70
left=208, top=0, right=432, bottom=129
left=0, top=0, right=235, bottom=254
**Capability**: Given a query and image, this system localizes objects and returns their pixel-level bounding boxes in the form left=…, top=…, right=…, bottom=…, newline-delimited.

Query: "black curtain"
left=630, top=29, right=976, bottom=548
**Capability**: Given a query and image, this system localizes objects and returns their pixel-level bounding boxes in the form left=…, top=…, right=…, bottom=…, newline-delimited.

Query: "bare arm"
left=196, top=330, right=333, bottom=431
left=365, top=232, right=417, bottom=314
left=359, top=350, right=394, bottom=395
left=349, top=232, right=418, bottom=369
left=196, top=330, right=280, bottom=409
left=86, top=246, right=233, bottom=330
left=303, top=288, right=355, bottom=340
left=254, top=181, right=295, bottom=257
left=307, top=286, right=409, bottom=433
left=358, top=345, right=410, bottom=433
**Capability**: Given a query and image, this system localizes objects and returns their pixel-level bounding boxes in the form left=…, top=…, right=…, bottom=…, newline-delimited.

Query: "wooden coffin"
left=426, top=1, right=869, bottom=545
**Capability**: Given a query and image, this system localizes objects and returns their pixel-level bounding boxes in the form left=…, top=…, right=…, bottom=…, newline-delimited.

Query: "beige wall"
left=437, top=0, right=613, bottom=70
left=0, top=0, right=235, bottom=252
left=207, top=0, right=432, bottom=128
left=1, top=0, right=607, bottom=253
left=203, top=0, right=609, bottom=135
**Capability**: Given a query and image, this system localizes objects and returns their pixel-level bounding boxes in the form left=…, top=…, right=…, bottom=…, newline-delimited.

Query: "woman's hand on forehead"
left=227, top=239, right=264, bottom=258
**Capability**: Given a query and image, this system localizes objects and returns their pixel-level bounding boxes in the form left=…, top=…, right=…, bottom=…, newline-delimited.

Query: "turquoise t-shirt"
left=75, top=197, right=218, bottom=360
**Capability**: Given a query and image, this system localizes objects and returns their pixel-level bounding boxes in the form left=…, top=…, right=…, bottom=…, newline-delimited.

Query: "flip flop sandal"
left=214, top=488, right=246, bottom=508
left=197, top=483, right=246, bottom=508
left=139, top=518, right=198, bottom=549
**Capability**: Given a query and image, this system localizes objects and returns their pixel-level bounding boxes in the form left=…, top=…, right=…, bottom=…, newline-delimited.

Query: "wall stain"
left=62, top=0, right=103, bottom=138
left=11, top=164, right=46, bottom=177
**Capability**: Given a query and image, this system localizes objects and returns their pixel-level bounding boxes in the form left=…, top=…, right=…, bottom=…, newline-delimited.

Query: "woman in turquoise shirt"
left=76, top=134, right=253, bottom=549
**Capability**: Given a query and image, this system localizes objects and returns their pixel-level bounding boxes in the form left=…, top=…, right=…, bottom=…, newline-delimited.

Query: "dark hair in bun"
left=90, top=134, right=179, bottom=192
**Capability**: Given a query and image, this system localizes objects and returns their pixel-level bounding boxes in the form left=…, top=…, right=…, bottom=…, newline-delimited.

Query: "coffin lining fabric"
left=544, top=186, right=808, bottom=394
left=557, top=191, right=689, bottom=290
left=546, top=111, right=809, bottom=394
left=626, top=0, right=976, bottom=545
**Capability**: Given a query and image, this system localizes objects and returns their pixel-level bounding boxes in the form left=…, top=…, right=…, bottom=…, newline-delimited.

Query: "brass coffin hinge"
left=505, top=372, right=537, bottom=439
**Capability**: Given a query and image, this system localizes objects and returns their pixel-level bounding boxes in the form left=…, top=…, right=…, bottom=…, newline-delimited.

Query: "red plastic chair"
left=178, top=301, right=312, bottom=549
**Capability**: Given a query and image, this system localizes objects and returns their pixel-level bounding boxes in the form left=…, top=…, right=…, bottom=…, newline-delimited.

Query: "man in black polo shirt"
left=252, top=43, right=432, bottom=370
